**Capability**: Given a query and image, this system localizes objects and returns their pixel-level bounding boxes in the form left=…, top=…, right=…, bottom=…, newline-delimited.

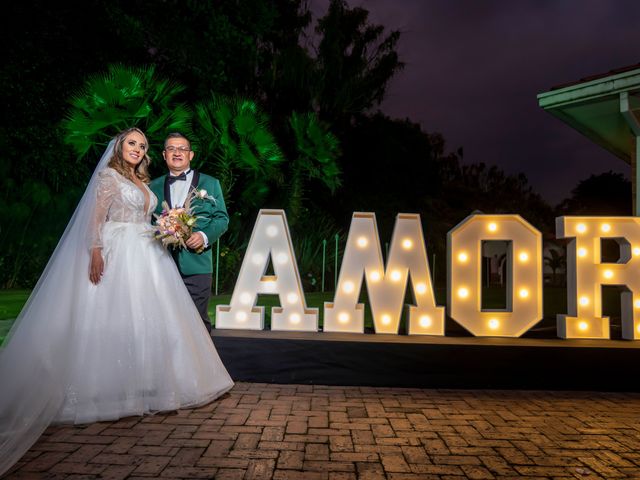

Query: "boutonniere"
left=192, top=188, right=217, bottom=206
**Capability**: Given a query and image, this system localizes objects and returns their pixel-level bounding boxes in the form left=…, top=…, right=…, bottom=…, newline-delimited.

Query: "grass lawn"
left=0, top=289, right=31, bottom=345
left=0, top=285, right=625, bottom=344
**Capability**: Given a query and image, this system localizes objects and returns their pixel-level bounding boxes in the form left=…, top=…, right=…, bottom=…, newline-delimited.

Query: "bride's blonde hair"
left=108, top=127, right=151, bottom=183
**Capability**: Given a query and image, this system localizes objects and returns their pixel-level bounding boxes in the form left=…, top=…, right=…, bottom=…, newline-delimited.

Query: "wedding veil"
left=0, top=139, right=116, bottom=475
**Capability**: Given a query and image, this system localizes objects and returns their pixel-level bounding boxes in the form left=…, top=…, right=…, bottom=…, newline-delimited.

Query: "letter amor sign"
left=216, top=210, right=640, bottom=340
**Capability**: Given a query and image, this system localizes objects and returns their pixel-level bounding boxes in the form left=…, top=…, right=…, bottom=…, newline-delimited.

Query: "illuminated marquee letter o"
left=447, top=214, right=543, bottom=337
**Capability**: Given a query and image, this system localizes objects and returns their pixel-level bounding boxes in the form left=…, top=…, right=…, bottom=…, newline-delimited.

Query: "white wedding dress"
left=0, top=143, right=233, bottom=475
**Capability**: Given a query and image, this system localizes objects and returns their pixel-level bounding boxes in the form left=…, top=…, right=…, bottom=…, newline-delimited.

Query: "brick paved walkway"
left=4, top=382, right=640, bottom=479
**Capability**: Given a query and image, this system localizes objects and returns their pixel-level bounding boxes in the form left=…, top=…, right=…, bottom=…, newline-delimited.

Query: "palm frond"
left=61, top=64, right=190, bottom=161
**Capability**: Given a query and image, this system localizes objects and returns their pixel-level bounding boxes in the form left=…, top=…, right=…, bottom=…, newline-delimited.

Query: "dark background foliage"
left=1, top=0, right=629, bottom=289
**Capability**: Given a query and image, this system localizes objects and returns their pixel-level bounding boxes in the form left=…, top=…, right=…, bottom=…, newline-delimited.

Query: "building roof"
left=537, top=64, right=640, bottom=164
left=549, top=63, right=640, bottom=91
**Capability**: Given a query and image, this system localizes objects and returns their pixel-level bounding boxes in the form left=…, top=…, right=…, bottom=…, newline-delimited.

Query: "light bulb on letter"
left=419, top=315, right=432, bottom=328
left=266, top=225, right=278, bottom=237
left=342, top=281, right=355, bottom=293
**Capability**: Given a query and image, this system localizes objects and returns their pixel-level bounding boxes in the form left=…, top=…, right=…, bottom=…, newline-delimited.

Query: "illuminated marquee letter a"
left=216, top=209, right=318, bottom=331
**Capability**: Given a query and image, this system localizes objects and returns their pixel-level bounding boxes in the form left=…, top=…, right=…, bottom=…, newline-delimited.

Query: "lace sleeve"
left=87, top=169, right=118, bottom=250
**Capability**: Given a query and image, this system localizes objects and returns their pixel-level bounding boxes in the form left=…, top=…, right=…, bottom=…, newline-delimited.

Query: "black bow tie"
left=168, top=171, right=188, bottom=185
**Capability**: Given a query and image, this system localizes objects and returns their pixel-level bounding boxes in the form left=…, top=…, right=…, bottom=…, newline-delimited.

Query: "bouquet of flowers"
left=154, top=188, right=216, bottom=252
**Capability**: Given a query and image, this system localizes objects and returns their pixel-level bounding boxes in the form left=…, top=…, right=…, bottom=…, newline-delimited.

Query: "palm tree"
left=193, top=93, right=285, bottom=206
left=62, top=64, right=191, bottom=161
left=544, top=248, right=566, bottom=286
left=287, top=111, right=341, bottom=225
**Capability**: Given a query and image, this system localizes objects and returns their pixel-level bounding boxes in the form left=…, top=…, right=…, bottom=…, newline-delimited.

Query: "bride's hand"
left=90, top=248, right=104, bottom=284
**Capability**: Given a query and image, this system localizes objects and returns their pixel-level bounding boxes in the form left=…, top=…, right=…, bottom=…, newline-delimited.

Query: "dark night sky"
left=311, top=0, right=639, bottom=205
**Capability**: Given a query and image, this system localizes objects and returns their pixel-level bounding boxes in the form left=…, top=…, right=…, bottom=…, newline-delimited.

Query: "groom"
left=150, top=132, right=229, bottom=333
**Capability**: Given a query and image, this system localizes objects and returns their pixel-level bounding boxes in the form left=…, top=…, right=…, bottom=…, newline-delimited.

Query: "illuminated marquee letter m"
left=324, top=212, right=444, bottom=335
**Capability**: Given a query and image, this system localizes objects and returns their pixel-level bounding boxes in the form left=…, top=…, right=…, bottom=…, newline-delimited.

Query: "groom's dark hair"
left=164, top=132, right=191, bottom=148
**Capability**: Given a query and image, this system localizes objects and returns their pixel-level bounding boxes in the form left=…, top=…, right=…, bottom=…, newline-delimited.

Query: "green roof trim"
left=537, top=67, right=640, bottom=164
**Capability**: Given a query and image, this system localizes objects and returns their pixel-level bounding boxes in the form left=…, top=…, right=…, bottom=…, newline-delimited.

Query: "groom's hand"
left=90, top=248, right=104, bottom=284
left=186, top=232, right=205, bottom=251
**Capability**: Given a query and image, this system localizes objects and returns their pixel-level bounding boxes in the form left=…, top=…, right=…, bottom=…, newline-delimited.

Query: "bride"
left=0, top=128, right=234, bottom=475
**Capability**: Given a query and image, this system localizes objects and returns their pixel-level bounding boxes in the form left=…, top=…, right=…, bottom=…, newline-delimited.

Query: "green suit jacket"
left=150, top=170, right=228, bottom=276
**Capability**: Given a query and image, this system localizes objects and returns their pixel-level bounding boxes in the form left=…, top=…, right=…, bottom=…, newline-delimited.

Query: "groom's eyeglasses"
left=165, top=146, right=190, bottom=153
